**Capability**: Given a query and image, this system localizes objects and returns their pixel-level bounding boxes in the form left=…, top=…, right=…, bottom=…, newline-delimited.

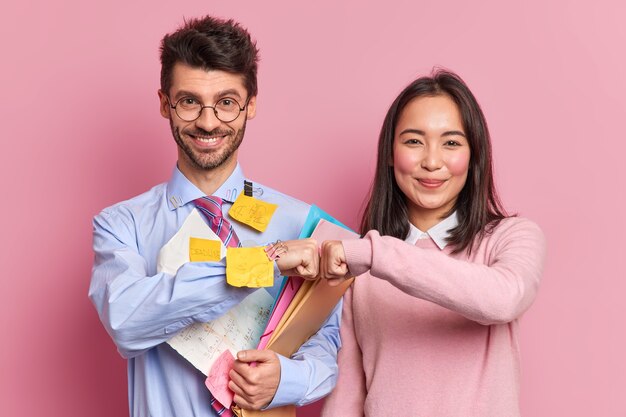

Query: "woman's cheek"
left=393, top=149, right=418, bottom=174
left=446, top=150, right=471, bottom=176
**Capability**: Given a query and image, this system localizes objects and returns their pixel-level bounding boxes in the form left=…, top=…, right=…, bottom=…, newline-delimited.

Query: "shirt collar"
left=405, top=211, right=459, bottom=250
left=166, top=163, right=247, bottom=210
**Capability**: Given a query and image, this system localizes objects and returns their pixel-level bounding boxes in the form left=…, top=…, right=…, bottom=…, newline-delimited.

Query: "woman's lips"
left=417, top=178, right=446, bottom=189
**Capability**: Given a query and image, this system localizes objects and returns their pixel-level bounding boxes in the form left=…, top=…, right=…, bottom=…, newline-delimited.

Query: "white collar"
left=404, top=211, right=459, bottom=250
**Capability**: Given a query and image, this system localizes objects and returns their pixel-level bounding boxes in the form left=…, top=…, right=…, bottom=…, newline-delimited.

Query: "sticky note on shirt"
left=228, top=193, right=278, bottom=232
left=189, top=237, right=222, bottom=262
left=226, top=247, right=274, bottom=287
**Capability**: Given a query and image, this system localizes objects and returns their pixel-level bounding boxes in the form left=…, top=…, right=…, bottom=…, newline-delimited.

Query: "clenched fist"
left=320, top=240, right=351, bottom=285
left=275, top=238, right=319, bottom=280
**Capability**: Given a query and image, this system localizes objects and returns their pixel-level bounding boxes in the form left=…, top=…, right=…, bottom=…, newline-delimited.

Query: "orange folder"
left=233, top=220, right=357, bottom=417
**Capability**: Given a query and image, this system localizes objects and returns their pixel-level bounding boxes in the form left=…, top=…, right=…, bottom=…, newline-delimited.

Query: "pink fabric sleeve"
left=342, top=237, right=373, bottom=277
left=341, top=217, right=546, bottom=325
left=320, top=286, right=366, bottom=417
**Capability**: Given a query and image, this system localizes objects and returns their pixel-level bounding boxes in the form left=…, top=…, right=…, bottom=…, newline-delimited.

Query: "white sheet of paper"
left=157, top=208, right=226, bottom=275
left=158, top=208, right=274, bottom=375
left=167, top=288, right=273, bottom=375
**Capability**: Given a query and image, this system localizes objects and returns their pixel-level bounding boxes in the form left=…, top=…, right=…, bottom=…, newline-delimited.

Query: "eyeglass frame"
left=166, top=95, right=251, bottom=123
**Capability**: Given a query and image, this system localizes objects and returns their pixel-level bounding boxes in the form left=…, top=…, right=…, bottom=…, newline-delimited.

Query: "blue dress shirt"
left=89, top=164, right=341, bottom=417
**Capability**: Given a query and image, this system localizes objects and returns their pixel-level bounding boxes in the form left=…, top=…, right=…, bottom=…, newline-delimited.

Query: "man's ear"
left=246, top=96, right=257, bottom=120
left=158, top=90, right=170, bottom=119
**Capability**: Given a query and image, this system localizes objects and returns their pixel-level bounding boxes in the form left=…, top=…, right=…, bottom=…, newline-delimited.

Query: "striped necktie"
left=194, top=196, right=238, bottom=416
left=194, top=196, right=241, bottom=248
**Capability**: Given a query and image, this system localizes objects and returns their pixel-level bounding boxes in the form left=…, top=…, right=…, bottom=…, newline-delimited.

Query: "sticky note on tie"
left=205, top=350, right=235, bottom=408
left=189, top=237, right=222, bottom=262
left=226, top=247, right=274, bottom=287
left=228, top=193, right=278, bottom=232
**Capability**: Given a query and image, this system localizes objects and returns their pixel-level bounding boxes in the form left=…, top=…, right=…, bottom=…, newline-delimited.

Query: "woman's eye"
left=405, top=139, right=422, bottom=145
left=445, top=140, right=461, bottom=146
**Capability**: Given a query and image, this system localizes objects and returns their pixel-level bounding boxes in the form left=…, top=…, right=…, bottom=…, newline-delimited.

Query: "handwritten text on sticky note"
left=229, top=193, right=278, bottom=232
left=189, top=237, right=222, bottom=262
left=226, top=247, right=274, bottom=287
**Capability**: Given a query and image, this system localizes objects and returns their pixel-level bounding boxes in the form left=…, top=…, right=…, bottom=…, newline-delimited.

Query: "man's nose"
left=194, top=107, right=222, bottom=132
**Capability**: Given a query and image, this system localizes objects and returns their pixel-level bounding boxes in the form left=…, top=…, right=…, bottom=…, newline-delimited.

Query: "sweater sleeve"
left=341, top=218, right=546, bottom=326
left=320, top=286, right=366, bottom=417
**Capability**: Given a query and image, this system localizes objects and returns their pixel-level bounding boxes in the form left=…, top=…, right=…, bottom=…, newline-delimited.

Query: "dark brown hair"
left=159, top=15, right=259, bottom=98
left=361, top=69, right=508, bottom=254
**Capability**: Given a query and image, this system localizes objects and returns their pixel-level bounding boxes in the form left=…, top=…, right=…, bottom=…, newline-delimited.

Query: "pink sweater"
left=321, top=217, right=546, bottom=417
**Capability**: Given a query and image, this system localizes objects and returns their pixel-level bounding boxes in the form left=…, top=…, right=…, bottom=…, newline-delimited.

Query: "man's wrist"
left=265, top=354, right=308, bottom=408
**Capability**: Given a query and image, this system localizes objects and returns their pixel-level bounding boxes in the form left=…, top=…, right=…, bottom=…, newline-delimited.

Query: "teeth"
left=197, top=137, right=218, bottom=143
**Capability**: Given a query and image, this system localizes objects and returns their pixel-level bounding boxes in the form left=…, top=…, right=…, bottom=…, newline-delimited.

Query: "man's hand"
left=320, top=240, right=351, bottom=285
left=275, top=238, right=319, bottom=280
left=229, top=349, right=281, bottom=411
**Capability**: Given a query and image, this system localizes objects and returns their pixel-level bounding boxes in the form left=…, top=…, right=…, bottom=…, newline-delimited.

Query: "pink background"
left=1, top=1, right=625, bottom=416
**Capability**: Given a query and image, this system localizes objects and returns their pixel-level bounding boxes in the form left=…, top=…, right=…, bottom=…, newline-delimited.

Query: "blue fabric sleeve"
left=89, top=211, right=253, bottom=358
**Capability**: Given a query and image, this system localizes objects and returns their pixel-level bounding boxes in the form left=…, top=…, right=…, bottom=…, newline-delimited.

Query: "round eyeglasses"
left=167, top=96, right=249, bottom=123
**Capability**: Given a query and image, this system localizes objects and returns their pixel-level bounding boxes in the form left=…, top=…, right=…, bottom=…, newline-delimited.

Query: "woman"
left=319, top=70, right=546, bottom=416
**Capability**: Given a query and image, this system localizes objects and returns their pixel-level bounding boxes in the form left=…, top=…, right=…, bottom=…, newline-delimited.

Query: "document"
left=157, top=208, right=226, bottom=275
left=167, top=288, right=273, bottom=375
left=231, top=217, right=358, bottom=417
left=158, top=208, right=274, bottom=375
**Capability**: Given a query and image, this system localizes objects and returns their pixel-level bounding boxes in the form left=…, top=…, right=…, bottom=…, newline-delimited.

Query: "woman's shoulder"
left=485, top=216, right=546, bottom=247
left=494, top=215, right=542, bottom=231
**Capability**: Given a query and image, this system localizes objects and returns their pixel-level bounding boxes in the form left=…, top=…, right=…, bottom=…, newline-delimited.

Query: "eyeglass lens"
left=175, top=97, right=243, bottom=122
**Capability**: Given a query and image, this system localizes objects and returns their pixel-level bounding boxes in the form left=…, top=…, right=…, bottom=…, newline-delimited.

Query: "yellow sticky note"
left=229, top=193, right=278, bottom=232
left=226, top=247, right=274, bottom=288
left=189, top=237, right=222, bottom=262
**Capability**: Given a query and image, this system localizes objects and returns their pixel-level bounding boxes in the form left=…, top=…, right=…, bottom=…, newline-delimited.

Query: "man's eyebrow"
left=172, top=90, right=200, bottom=101
left=216, top=89, right=243, bottom=99
left=171, top=89, right=244, bottom=101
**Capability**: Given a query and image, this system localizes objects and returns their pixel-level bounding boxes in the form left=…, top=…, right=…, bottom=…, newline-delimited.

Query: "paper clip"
left=244, top=180, right=253, bottom=197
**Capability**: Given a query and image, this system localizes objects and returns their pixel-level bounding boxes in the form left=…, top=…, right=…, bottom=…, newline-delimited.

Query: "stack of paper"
left=231, top=219, right=357, bottom=417
left=162, top=209, right=275, bottom=381
left=261, top=220, right=356, bottom=356
left=160, top=205, right=357, bottom=417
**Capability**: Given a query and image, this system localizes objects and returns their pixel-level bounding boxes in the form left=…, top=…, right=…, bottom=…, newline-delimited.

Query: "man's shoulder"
left=248, top=180, right=311, bottom=235
left=251, top=181, right=310, bottom=214
left=96, top=182, right=168, bottom=223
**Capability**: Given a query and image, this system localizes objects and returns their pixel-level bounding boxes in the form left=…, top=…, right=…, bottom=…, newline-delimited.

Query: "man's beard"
left=171, top=119, right=246, bottom=170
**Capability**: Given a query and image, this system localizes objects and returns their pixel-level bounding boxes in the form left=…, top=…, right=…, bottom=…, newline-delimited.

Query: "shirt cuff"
left=265, top=354, right=309, bottom=408
left=342, top=236, right=373, bottom=277
left=273, top=261, right=281, bottom=279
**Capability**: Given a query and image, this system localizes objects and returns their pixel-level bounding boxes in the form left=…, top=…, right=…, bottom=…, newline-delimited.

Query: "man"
left=89, top=15, right=340, bottom=416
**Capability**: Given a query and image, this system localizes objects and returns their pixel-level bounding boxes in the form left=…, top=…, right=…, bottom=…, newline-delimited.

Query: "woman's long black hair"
left=360, top=69, right=508, bottom=254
